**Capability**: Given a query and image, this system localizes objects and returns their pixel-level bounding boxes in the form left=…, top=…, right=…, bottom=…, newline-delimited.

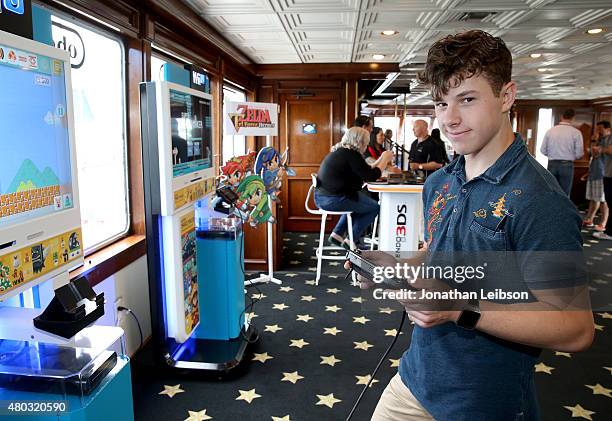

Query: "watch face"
left=458, top=309, right=481, bottom=330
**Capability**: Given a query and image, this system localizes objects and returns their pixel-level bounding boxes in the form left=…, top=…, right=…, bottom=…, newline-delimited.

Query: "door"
left=279, top=91, right=342, bottom=231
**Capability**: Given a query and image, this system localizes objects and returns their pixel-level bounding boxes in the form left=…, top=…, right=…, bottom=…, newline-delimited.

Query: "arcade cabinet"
left=0, top=30, right=133, bottom=420
left=140, top=77, right=256, bottom=373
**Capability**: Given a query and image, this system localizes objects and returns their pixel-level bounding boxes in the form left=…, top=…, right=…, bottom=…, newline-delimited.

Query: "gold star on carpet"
left=308, top=267, right=316, bottom=271
left=283, top=238, right=290, bottom=242
left=555, top=352, right=572, bottom=358
left=279, top=286, right=294, bottom=292
left=354, top=341, right=374, bottom=351
left=597, top=312, right=612, bottom=319
left=251, top=293, right=266, bottom=300
left=351, top=297, right=365, bottom=303
left=594, top=323, right=604, bottom=331
left=355, top=374, right=379, bottom=387
left=316, top=393, right=342, bottom=408
left=534, top=362, right=555, bottom=374
left=563, top=404, right=595, bottom=420
left=586, top=383, right=612, bottom=398
left=389, top=359, right=400, bottom=368
left=329, top=275, right=339, bottom=278
left=297, top=314, right=314, bottom=322
left=285, top=273, right=298, bottom=277
left=271, top=416, right=291, bottom=421
left=385, top=328, right=400, bottom=337
left=281, top=371, right=304, bottom=384
left=184, top=409, right=212, bottom=421
left=273, top=303, right=290, bottom=310
left=236, top=389, right=261, bottom=404
left=327, top=288, right=341, bottom=294
left=353, top=316, right=371, bottom=325
left=246, top=312, right=258, bottom=319
left=301, top=295, right=316, bottom=302
left=305, top=280, right=316, bottom=285
left=328, top=261, right=340, bottom=266
left=252, top=352, right=273, bottom=363
left=320, top=355, right=342, bottom=367
left=293, top=250, right=304, bottom=254
left=289, top=339, right=309, bottom=349
left=159, top=384, right=184, bottom=398
left=264, top=324, right=283, bottom=333
left=379, top=307, right=396, bottom=314
left=605, top=367, right=612, bottom=375
left=325, top=305, right=342, bottom=312
left=299, top=234, right=308, bottom=238
left=324, top=327, right=342, bottom=336
left=289, top=260, right=301, bottom=265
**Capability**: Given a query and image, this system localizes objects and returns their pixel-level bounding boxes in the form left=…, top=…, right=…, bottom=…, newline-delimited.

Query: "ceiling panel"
left=182, top=0, right=612, bottom=101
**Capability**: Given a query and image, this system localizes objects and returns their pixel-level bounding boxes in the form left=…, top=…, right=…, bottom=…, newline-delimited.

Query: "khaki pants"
left=371, top=374, right=435, bottom=421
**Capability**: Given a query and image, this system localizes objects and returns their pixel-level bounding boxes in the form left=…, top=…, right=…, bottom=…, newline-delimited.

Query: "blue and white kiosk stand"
left=140, top=65, right=257, bottom=373
left=0, top=29, right=133, bottom=420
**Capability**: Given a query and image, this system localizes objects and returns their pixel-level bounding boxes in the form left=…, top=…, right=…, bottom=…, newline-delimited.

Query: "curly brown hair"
left=418, top=30, right=512, bottom=101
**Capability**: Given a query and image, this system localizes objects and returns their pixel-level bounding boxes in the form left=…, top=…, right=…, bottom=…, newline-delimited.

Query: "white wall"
left=94, top=255, right=151, bottom=356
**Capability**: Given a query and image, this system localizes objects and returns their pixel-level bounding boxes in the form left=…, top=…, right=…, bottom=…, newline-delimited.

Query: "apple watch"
left=455, top=300, right=481, bottom=330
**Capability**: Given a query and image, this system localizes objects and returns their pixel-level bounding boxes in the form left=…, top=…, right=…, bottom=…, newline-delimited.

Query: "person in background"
left=594, top=120, right=612, bottom=240
left=315, top=127, right=393, bottom=250
left=408, top=119, right=447, bottom=177
left=353, top=115, right=373, bottom=133
left=540, top=109, right=584, bottom=196
left=364, top=127, right=402, bottom=176
left=430, top=128, right=451, bottom=164
left=581, top=129, right=608, bottom=231
left=384, top=129, right=394, bottom=146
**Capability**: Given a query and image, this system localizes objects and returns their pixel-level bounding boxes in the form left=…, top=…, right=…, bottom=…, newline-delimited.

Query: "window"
left=151, top=55, right=167, bottom=82
left=222, top=84, right=247, bottom=164
left=51, top=15, right=128, bottom=252
left=536, top=108, right=553, bottom=167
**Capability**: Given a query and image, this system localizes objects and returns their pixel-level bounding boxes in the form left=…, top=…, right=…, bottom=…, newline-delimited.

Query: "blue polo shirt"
left=398, top=134, right=584, bottom=420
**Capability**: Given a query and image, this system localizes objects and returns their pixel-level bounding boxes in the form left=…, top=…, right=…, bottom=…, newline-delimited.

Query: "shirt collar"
left=443, top=133, right=527, bottom=185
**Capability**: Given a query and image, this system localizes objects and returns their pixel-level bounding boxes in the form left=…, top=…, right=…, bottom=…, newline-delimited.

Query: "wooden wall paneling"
left=126, top=36, right=149, bottom=235
left=280, top=90, right=342, bottom=232
left=345, top=80, right=358, bottom=129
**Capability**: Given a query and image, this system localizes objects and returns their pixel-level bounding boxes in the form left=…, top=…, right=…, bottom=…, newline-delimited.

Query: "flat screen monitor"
left=155, top=82, right=215, bottom=216
left=170, top=89, right=212, bottom=177
left=0, top=31, right=82, bottom=301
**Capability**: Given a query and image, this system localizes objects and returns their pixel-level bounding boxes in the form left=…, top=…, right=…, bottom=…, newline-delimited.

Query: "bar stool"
left=305, top=174, right=354, bottom=285
left=363, top=214, right=379, bottom=250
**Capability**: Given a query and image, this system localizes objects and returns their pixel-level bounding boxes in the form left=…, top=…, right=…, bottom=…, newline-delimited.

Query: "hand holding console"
left=346, top=249, right=414, bottom=290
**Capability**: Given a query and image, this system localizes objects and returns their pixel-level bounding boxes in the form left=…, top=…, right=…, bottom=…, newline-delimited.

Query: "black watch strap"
left=456, top=300, right=481, bottom=330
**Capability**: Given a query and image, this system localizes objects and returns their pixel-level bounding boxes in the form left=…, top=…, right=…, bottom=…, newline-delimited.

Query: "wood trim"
left=70, top=235, right=146, bottom=287
left=256, top=63, right=400, bottom=80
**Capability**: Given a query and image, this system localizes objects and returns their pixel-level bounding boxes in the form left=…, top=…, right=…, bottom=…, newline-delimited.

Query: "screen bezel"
left=0, top=30, right=83, bottom=301
left=156, top=81, right=214, bottom=216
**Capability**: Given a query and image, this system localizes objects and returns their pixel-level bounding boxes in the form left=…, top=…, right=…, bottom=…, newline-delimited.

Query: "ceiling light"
left=587, top=28, right=603, bottom=35
left=530, top=53, right=542, bottom=58
left=381, top=30, right=398, bottom=36
left=373, top=54, right=385, bottom=60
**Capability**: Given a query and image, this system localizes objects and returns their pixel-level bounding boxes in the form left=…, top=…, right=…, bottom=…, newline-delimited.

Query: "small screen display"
left=0, top=46, right=74, bottom=226
left=169, top=89, right=212, bottom=177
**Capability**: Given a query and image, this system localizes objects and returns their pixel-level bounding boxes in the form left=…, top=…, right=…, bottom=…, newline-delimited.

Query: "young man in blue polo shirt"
left=371, top=30, right=594, bottom=421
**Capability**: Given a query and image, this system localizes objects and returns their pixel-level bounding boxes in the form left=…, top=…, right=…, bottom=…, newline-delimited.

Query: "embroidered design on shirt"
left=473, top=208, right=487, bottom=219
left=426, top=183, right=456, bottom=245
left=488, top=193, right=514, bottom=219
left=512, top=189, right=522, bottom=196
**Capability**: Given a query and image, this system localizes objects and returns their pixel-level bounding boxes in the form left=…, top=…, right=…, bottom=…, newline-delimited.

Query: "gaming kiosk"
left=0, top=30, right=133, bottom=420
left=140, top=71, right=257, bottom=373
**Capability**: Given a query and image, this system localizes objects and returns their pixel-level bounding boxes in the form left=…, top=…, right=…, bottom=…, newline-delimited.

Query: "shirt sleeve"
left=575, top=131, right=584, bottom=160
left=347, top=150, right=382, bottom=182
left=540, top=132, right=549, bottom=156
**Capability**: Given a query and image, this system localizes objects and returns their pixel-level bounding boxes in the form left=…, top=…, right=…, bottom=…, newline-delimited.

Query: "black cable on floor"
left=117, top=305, right=144, bottom=351
left=345, top=286, right=407, bottom=421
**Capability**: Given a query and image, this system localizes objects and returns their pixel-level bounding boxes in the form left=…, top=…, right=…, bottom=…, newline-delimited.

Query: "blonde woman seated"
left=315, top=127, right=394, bottom=249
left=364, top=126, right=402, bottom=176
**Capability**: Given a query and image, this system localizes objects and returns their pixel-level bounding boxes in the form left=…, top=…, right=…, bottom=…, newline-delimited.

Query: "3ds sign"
left=185, top=64, right=209, bottom=93
left=52, top=21, right=85, bottom=69
left=0, top=0, right=32, bottom=39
